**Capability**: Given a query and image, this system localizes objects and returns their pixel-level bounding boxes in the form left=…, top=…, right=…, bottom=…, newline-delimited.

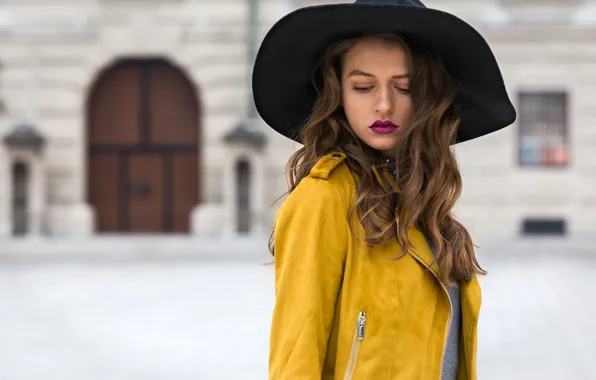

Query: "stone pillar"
left=251, top=152, right=266, bottom=236
left=28, top=157, right=45, bottom=236
left=0, top=145, right=11, bottom=237
left=224, top=153, right=238, bottom=237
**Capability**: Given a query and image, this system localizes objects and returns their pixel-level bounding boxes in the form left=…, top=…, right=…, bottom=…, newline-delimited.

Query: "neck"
left=379, top=155, right=397, bottom=181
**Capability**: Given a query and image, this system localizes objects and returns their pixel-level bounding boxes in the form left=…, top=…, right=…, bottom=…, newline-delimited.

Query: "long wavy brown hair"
left=269, top=32, right=485, bottom=285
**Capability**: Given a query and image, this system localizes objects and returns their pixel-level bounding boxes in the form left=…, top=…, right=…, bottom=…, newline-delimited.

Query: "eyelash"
left=352, top=86, right=411, bottom=94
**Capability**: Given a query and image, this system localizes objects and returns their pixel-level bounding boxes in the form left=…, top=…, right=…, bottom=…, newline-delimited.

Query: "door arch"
left=86, top=58, right=201, bottom=233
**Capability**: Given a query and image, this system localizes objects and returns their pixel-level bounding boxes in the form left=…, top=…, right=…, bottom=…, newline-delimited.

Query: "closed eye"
left=353, top=86, right=373, bottom=93
left=352, top=86, right=410, bottom=94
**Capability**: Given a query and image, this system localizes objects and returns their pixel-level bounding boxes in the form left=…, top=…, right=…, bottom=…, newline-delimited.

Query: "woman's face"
left=341, top=36, right=413, bottom=155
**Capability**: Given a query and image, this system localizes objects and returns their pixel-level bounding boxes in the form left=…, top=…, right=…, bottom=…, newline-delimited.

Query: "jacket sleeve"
left=269, top=176, right=349, bottom=380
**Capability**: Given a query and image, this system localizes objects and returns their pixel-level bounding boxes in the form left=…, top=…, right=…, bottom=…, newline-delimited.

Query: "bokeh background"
left=0, top=0, right=595, bottom=379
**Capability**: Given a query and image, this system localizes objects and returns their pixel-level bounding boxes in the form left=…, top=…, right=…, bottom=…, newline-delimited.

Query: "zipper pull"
left=357, top=311, right=366, bottom=341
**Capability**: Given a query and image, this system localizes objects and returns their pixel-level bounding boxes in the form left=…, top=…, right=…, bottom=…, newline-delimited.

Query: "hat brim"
left=252, top=3, right=517, bottom=144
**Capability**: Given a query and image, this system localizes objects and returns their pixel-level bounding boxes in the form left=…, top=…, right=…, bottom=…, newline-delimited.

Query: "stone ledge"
left=474, top=236, right=596, bottom=260
left=0, top=236, right=272, bottom=264
left=1, top=236, right=592, bottom=265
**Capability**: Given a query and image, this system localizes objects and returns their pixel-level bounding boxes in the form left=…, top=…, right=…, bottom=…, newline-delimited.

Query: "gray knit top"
left=428, top=240, right=461, bottom=380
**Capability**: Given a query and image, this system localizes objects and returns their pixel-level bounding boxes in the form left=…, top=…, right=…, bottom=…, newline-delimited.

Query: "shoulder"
left=307, top=152, right=356, bottom=204
left=309, top=152, right=349, bottom=180
left=309, top=152, right=356, bottom=192
left=281, top=153, right=356, bottom=214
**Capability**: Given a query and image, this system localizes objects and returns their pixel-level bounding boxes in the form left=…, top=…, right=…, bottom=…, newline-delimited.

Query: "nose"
left=375, top=86, right=394, bottom=117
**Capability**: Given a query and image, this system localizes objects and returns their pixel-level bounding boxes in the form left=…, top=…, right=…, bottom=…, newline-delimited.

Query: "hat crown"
left=354, top=0, right=426, bottom=7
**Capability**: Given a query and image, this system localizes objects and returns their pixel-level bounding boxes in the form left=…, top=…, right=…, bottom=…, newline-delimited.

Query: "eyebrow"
left=347, top=69, right=410, bottom=79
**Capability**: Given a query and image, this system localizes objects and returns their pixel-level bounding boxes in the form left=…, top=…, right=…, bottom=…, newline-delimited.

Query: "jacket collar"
left=372, top=165, right=401, bottom=193
left=405, top=226, right=440, bottom=275
left=370, top=161, right=441, bottom=272
left=371, top=165, right=438, bottom=272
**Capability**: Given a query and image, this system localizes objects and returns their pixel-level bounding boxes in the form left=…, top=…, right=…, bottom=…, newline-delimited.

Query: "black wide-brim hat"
left=252, top=0, right=517, bottom=144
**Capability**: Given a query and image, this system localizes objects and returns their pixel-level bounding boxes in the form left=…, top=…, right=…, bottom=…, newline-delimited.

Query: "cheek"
left=342, top=92, right=366, bottom=121
left=399, top=97, right=414, bottom=120
left=341, top=81, right=364, bottom=120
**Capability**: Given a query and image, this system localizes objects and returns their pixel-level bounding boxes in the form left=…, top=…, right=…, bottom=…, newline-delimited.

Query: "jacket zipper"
left=406, top=249, right=453, bottom=380
left=344, top=310, right=367, bottom=380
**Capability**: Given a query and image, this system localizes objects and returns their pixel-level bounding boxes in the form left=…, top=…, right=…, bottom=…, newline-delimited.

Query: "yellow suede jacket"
left=269, top=152, right=482, bottom=380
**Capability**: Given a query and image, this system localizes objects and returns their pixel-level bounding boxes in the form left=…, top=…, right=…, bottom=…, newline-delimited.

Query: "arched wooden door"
left=86, top=59, right=200, bottom=234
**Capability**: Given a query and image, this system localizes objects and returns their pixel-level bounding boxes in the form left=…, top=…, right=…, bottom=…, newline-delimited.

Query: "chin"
left=364, top=137, right=399, bottom=153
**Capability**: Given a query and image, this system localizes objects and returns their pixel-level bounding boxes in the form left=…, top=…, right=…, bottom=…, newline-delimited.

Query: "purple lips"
left=370, top=120, right=398, bottom=134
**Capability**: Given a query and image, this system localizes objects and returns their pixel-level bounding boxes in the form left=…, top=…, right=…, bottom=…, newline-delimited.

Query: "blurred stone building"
left=0, top=0, right=594, bottom=242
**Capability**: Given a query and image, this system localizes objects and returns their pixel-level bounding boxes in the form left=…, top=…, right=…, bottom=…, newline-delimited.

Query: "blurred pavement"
left=1, top=239, right=595, bottom=380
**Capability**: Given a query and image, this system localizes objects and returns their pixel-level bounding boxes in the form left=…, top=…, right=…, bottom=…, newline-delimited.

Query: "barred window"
left=518, top=92, right=569, bottom=167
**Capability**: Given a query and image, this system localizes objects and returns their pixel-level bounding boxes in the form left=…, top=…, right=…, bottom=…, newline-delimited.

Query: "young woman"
left=251, top=1, right=516, bottom=379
